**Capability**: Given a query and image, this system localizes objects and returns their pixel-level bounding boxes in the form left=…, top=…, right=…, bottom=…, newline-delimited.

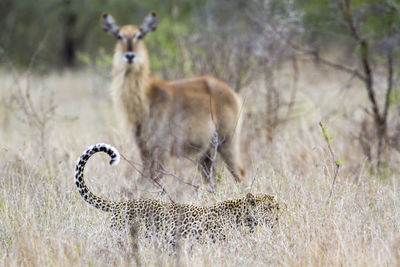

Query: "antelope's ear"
left=101, top=13, right=119, bottom=37
left=138, top=12, right=157, bottom=39
left=246, top=193, right=256, bottom=206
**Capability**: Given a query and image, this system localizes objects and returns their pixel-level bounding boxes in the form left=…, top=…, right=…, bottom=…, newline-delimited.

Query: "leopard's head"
left=244, top=193, right=279, bottom=230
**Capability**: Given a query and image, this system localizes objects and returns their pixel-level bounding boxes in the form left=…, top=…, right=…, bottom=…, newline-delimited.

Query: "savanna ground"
left=0, top=60, right=399, bottom=266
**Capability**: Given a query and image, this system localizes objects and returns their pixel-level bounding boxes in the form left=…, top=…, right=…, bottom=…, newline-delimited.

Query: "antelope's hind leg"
left=219, top=135, right=245, bottom=182
left=198, top=149, right=213, bottom=183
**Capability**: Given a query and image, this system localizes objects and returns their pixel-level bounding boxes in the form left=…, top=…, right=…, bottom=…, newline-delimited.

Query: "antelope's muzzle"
left=124, top=52, right=136, bottom=64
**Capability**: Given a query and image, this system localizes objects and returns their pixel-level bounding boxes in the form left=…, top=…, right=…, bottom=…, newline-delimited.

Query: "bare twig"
left=198, top=95, right=222, bottom=194
left=120, top=154, right=174, bottom=203
left=288, top=41, right=366, bottom=81
left=383, top=51, right=394, bottom=123
left=206, top=132, right=218, bottom=194
left=121, top=153, right=215, bottom=196
left=157, top=168, right=201, bottom=191
left=316, top=56, right=366, bottom=82
left=383, top=6, right=395, bottom=124
left=249, top=166, right=261, bottom=192
left=319, top=122, right=341, bottom=203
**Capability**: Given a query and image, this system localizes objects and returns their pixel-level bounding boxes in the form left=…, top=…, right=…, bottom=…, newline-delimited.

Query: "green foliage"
left=367, top=161, right=393, bottom=180
left=76, top=52, right=90, bottom=65
left=1, top=0, right=400, bottom=73
left=296, top=0, right=345, bottom=46
left=297, top=0, right=400, bottom=52
left=77, top=48, right=112, bottom=76
left=336, top=159, right=344, bottom=166
left=389, top=89, right=400, bottom=110
left=0, top=0, right=198, bottom=69
left=321, top=125, right=334, bottom=142
left=215, top=171, right=223, bottom=183
left=146, top=16, right=189, bottom=78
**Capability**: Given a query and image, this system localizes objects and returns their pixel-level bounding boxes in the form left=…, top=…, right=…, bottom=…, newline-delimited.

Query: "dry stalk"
left=0, top=36, right=55, bottom=175
left=206, top=132, right=219, bottom=194
left=128, top=224, right=142, bottom=267
left=319, top=122, right=341, bottom=203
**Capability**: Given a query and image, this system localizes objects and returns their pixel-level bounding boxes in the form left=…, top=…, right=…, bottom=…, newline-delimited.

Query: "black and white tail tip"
left=77, top=143, right=120, bottom=168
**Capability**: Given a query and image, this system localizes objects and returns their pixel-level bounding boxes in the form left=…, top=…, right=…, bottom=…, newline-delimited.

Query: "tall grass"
left=0, top=63, right=399, bottom=266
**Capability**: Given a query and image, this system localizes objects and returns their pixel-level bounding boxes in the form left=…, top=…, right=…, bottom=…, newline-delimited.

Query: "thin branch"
left=249, top=166, right=261, bottom=192
left=120, top=154, right=174, bottom=203
left=205, top=132, right=218, bottom=194
left=121, top=153, right=214, bottom=195
left=335, top=0, right=381, bottom=123
left=317, top=56, right=366, bottom=81
left=319, top=122, right=341, bottom=203
left=377, top=17, right=395, bottom=170
left=336, top=0, right=362, bottom=42
left=383, top=52, right=393, bottom=122
left=383, top=7, right=395, bottom=123
left=157, top=168, right=202, bottom=192
left=288, top=41, right=366, bottom=81
left=360, top=106, right=374, bottom=119
left=26, top=32, right=49, bottom=76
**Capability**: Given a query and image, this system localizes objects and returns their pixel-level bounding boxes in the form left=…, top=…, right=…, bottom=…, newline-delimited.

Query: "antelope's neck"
left=110, top=54, right=151, bottom=127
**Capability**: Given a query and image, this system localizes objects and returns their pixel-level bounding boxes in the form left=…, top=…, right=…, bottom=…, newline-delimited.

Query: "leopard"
left=74, top=143, right=279, bottom=244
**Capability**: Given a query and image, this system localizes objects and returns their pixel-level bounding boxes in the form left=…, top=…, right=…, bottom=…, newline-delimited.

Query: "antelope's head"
left=101, top=12, right=157, bottom=66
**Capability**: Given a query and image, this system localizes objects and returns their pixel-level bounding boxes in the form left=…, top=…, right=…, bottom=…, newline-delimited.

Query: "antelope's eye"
left=117, top=34, right=123, bottom=40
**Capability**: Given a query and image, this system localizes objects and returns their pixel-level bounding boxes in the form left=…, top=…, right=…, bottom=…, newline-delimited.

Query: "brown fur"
left=103, top=13, right=245, bottom=182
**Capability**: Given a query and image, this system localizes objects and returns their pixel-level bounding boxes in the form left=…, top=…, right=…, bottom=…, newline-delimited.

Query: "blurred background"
left=3, top=0, right=398, bottom=76
left=2, top=0, right=399, bottom=166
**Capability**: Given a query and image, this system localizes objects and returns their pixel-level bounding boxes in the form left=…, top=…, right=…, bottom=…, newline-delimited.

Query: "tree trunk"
left=61, top=0, right=77, bottom=67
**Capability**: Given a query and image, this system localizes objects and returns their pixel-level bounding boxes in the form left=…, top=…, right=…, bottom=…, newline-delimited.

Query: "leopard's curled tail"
left=74, top=143, right=120, bottom=212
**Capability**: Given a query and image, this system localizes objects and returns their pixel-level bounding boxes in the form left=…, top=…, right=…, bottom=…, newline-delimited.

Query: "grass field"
left=0, top=62, right=399, bottom=266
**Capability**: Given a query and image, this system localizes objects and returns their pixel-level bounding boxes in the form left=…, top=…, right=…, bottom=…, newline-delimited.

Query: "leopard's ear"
left=246, top=193, right=256, bottom=206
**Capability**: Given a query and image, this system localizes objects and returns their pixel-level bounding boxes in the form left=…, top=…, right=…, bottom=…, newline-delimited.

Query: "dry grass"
left=0, top=62, right=399, bottom=266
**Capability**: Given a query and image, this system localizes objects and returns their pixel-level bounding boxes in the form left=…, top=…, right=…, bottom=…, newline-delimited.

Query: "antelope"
left=101, top=12, right=245, bottom=183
